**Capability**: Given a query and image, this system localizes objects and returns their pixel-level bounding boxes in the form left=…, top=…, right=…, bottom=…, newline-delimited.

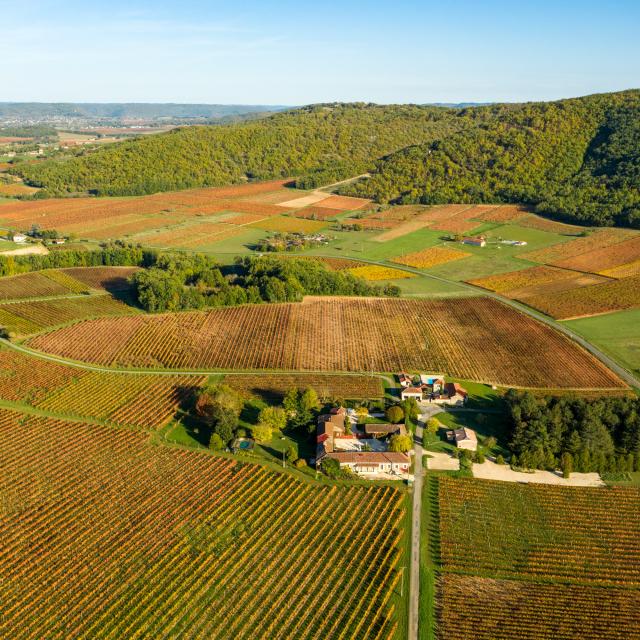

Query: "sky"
left=1, top=0, right=639, bottom=105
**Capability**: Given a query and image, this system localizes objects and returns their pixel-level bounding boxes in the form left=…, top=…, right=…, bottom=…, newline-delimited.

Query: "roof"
left=318, top=413, right=344, bottom=428
left=450, top=427, right=477, bottom=443
left=330, top=406, right=347, bottom=416
left=326, top=451, right=410, bottom=464
left=401, top=386, right=423, bottom=395
left=444, top=382, right=468, bottom=397
left=364, top=423, right=401, bottom=435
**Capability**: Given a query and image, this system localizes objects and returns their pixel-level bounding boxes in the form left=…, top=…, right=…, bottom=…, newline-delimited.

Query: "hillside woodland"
left=11, top=91, right=640, bottom=227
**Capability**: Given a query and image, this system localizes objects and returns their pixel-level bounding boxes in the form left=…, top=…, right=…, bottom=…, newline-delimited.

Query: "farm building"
left=401, top=386, right=423, bottom=401
left=398, top=372, right=413, bottom=387
left=446, top=427, right=477, bottom=451
left=11, top=233, right=27, bottom=243
left=316, top=407, right=347, bottom=457
left=364, top=423, right=407, bottom=438
left=323, top=451, right=410, bottom=475
left=443, top=382, right=468, bottom=406
left=462, top=236, right=486, bottom=247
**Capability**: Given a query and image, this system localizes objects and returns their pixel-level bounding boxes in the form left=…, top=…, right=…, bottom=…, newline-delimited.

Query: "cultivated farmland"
left=0, top=269, right=88, bottom=300
left=347, top=265, right=415, bottom=280
left=224, top=373, right=383, bottom=401
left=0, top=409, right=405, bottom=639
left=391, top=246, right=470, bottom=269
left=27, top=297, right=625, bottom=388
left=0, top=346, right=203, bottom=429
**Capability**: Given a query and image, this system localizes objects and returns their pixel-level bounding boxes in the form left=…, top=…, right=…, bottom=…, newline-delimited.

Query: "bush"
left=251, top=424, right=273, bottom=443
left=495, top=454, right=506, bottom=465
left=209, top=433, right=224, bottom=450
left=426, top=418, right=440, bottom=435
left=389, top=434, right=413, bottom=453
left=473, top=451, right=485, bottom=464
left=293, top=458, right=307, bottom=468
left=386, top=405, right=404, bottom=424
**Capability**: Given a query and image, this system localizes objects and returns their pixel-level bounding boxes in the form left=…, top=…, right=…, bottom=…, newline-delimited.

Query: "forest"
left=11, top=91, right=640, bottom=228
left=131, top=254, right=397, bottom=312
left=505, top=390, right=640, bottom=474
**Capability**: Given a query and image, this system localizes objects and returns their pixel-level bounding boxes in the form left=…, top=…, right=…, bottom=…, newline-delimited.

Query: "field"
left=0, top=346, right=203, bottom=429
left=0, top=269, right=93, bottom=300
left=0, top=180, right=370, bottom=251
left=26, top=297, right=626, bottom=388
left=0, top=408, right=405, bottom=639
left=347, top=265, right=415, bottom=280
left=223, top=373, right=383, bottom=401
left=432, top=477, right=640, bottom=639
left=60, top=266, right=140, bottom=291
left=0, top=294, right=136, bottom=335
left=391, top=246, right=470, bottom=269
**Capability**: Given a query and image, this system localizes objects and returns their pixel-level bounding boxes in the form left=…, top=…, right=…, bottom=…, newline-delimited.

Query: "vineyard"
left=0, top=408, right=405, bottom=639
left=434, top=477, right=640, bottom=639
left=26, top=297, right=626, bottom=388
left=437, top=574, right=640, bottom=640
left=0, top=294, right=136, bottom=335
left=0, top=346, right=203, bottom=429
left=0, top=269, right=88, bottom=300
left=60, top=266, right=140, bottom=291
left=347, top=265, right=415, bottom=280
left=223, top=373, right=383, bottom=401
left=468, top=265, right=584, bottom=293
left=248, top=215, right=328, bottom=233
left=437, top=477, right=640, bottom=585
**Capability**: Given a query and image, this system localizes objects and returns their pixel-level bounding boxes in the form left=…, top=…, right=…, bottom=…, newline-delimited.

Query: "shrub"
left=209, top=433, right=224, bottom=450
left=386, top=405, right=404, bottom=424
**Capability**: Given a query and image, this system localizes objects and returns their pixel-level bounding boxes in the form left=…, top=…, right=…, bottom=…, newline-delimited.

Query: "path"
left=408, top=416, right=423, bottom=640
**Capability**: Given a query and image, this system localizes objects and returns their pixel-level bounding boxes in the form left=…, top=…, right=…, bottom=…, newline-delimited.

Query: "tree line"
left=505, top=391, right=640, bottom=475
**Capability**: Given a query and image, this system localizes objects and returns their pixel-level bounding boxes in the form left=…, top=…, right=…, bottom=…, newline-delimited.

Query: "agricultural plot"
left=60, top=266, right=140, bottom=291
left=0, top=409, right=405, bottom=639
left=224, top=373, right=383, bottom=401
left=293, top=205, right=343, bottom=220
left=0, top=346, right=201, bottom=429
left=27, top=297, right=626, bottom=389
left=0, top=269, right=88, bottom=300
left=438, top=477, right=640, bottom=585
left=553, top=235, right=640, bottom=274
left=0, top=294, right=136, bottom=335
left=347, top=265, right=415, bottom=280
left=248, top=215, right=327, bottom=233
left=524, top=274, right=640, bottom=319
left=438, top=574, right=640, bottom=640
left=514, top=214, right=584, bottom=234
left=391, top=246, right=470, bottom=269
left=468, top=265, right=583, bottom=293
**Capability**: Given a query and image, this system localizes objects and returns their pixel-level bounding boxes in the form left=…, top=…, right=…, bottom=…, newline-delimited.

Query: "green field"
left=563, top=308, right=640, bottom=376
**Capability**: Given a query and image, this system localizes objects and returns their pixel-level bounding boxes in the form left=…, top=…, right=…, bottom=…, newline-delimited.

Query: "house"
left=52, top=238, right=66, bottom=245
left=444, top=382, right=468, bottom=405
left=401, top=386, right=424, bottom=402
left=397, top=372, right=413, bottom=388
left=323, top=451, right=410, bottom=475
left=420, top=374, right=444, bottom=395
left=462, top=236, right=486, bottom=247
left=316, top=408, right=347, bottom=458
left=364, top=423, right=407, bottom=438
left=11, top=233, right=27, bottom=243
left=446, top=427, right=477, bottom=451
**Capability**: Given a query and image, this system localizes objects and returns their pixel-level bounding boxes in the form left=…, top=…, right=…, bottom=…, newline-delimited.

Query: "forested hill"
left=343, top=90, right=640, bottom=227
left=13, top=104, right=462, bottom=197
left=11, top=91, right=640, bottom=227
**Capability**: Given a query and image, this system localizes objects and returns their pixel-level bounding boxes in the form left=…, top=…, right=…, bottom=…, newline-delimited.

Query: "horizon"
left=2, top=0, right=639, bottom=104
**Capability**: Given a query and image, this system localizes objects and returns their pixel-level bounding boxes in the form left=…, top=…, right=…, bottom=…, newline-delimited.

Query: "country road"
left=408, top=419, right=424, bottom=640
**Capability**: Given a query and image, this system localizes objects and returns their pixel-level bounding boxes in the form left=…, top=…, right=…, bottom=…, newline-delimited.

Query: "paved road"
left=408, top=412, right=430, bottom=640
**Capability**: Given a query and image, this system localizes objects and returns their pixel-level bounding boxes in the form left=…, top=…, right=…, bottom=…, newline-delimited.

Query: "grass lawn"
left=563, top=308, right=640, bottom=377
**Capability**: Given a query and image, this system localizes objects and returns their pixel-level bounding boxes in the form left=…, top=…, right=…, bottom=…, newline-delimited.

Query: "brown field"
left=600, top=259, right=640, bottom=279
left=521, top=228, right=638, bottom=265
left=0, top=270, right=77, bottom=300
left=522, top=275, right=640, bottom=319
left=60, top=266, right=140, bottom=291
left=473, top=205, right=529, bottom=223
left=0, top=409, right=403, bottom=639
left=224, top=373, right=383, bottom=401
left=139, top=221, right=247, bottom=248
left=27, top=297, right=625, bottom=388
left=553, top=235, right=640, bottom=274
left=514, top=214, right=584, bottom=234
left=318, top=195, right=370, bottom=210
left=391, top=246, right=470, bottom=269
left=0, top=183, right=39, bottom=197
left=438, top=574, right=640, bottom=640
left=508, top=272, right=611, bottom=302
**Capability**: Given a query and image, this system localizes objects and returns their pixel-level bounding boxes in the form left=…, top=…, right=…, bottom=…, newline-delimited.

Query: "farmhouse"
left=11, top=233, right=27, bottom=243
left=398, top=372, right=413, bottom=387
left=462, top=236, right=486, bottom=247
left=443, top=382, right=469, bottom=406
left=324, top=451, right=410, bottom=475
left=316, top=407, right=347, bottom=457
left=401, top=386, right=423, bottom=401
left=446, top=427, right=478, bottom=451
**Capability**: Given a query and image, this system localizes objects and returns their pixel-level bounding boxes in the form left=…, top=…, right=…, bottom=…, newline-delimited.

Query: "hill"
left=11, top=104, right=463, bottom=196
left=10, top=92, right=640, bottom=227
left=344, top=90, right=640, bottom=227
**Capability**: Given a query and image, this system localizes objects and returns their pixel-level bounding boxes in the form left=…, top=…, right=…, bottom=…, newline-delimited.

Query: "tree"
left=389, top=434, right=412, bottom=452
left=257, top=406, right=287, bottom=431
left=425, top=418, right=440, bottom=435
left=386, top=405, right=404, bottom=424
left=402, top=398, right=419, bottom=421
left=483, top=436, right=497, bottom=450
left=285, top=444, right=298, bottom=464
left=561, top=452, right=574, bottom=479
left=251, top=424, right=273, bottom=443
left=283, top=389, right=300, bottom=417
left=209, top=433, right=223, bottom=450
left=495, top=454, right=506, bottom=465
left=300, top=387, right=320, bottom=412
left=321, top=457, right=343, bottom=479
left=211, top=406, right=237, bottom=444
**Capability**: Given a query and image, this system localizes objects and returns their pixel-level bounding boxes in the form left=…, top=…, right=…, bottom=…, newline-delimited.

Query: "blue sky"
left=2, top=0, right=639, bottom=104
